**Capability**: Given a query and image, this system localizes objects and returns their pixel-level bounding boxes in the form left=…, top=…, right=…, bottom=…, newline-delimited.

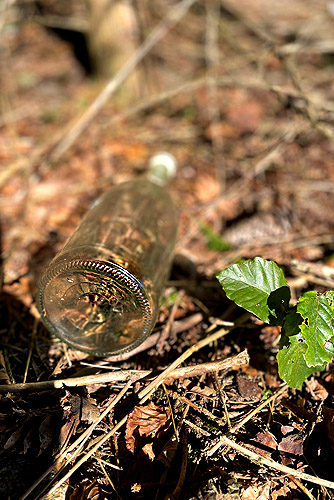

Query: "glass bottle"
left=37, top=155, right=178, bottom=356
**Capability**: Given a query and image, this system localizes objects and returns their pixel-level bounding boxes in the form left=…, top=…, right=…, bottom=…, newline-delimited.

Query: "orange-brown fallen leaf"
left=307, top=378, right=329, bottom=401
left=241, top=482, right=270, bottom=500
left=255, top=430, right=278, bottom=451
left=142, top=442, right=155, bottom=461
left=125, top=401, right=171, bottom=453
left=131, top=483, right=142, bottom=493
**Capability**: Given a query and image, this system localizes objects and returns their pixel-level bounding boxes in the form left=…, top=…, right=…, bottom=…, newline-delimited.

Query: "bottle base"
left=37, top=258, right=153, bottom=356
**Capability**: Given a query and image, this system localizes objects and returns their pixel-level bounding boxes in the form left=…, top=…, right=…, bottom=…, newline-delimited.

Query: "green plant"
left=200, top=222, right=230, bottom=252
left=216, top=257, right=334, bottom=389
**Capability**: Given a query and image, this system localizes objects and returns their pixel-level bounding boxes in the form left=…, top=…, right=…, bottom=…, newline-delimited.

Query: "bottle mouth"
left=37, top=259, right=153, bottom=356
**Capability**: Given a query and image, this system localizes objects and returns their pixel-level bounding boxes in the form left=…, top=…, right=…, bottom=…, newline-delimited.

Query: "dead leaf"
left=194, top=173, right=219, bottom=203
left=80, top=397, right=100, bottom=423
left=280, top=455, right=294, bottom=466
left=131, top=483, right=142, bottom=493
left=23, top=428, right=34, bottom=454
left=142, top=442, right=155, bottom=461
left=68, top=482, right=99, bottom=500
left=307, top=378, right=329, bottom=401
left=254, top=431, right=277, bottom=451
left=249, top=431, right=277, bottom=458
left=4, top=426, right=24, bottom=450
left=108, top=141, right=148, bottom=164
left=2, top=277, right=33, bottom=310
left=0, top=351, right=11, bottom=384
left=59, top=417, right=79, bottom=449
left=241, top=483, right=270, bottom=500
left=38, top=415, right=54, bottom=455
left=226, top=95, right=265, bottom=134
left=189, top=385, right=216, bottom=399
left=278, top=434, right=303, bottom=456
left=61, top=393, right=99, bottom=424
left=87, top=486, right=100, bottom=500
left=205, top=121, right=241, bottom=140
left=237, top=376, right=262, bottom=401
left=44, top=482, right=69, bottom=500
left=125, top=401, right=171, bottom=453
left=281, top=425, right=295, bottom=435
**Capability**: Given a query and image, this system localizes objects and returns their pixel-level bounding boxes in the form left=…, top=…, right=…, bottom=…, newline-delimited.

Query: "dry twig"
left=0, top=351, right=248, bottom=394
left=215, top=436, right=334, bottom=491
left=138, top=327, right=233, bottom=401
left=50, top=0, right=196, bottom=161
left=20, top=379, right=133, bottom=500
left=205, top=0, right=225, bottom=191
left=22, top=330, right=245, bottom=498
left=206, top=383, right=288, bottom=457
left=205, top=383, right=334, bottom=494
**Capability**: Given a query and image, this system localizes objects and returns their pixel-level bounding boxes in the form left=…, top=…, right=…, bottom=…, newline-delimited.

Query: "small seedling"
left=200, top=222, right=230, bottom=252
left=262, top=389, right=272, bottom=400
left=216, top=257, right=334, bottom=389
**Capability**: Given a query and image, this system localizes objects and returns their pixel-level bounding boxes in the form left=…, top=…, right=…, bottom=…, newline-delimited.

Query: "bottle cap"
left=147, top=152, right=177, bottom=186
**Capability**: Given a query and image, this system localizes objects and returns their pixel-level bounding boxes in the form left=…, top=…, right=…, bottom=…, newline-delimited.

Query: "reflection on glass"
left=37, top=178, right=178, bottom=356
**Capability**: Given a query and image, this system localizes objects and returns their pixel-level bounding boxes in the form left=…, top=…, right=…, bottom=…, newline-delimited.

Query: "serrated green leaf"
left=324, top=340, right=334, bottom=358
left=277, top=333, right=318, bottom=389
left=216, top=257, right=290, bottom=324
left=324, top=290, right=334, bottom=310
left=280, top=307, right=303, bottom=348
left=297, top=291, right=334, bottom=367
left=323, top=292, right=334, bottom=357
left=267, top=286, right=291, bottom=325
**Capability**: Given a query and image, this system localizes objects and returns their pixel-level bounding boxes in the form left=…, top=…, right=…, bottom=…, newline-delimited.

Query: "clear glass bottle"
left=37, top=157, right=178, bottom=356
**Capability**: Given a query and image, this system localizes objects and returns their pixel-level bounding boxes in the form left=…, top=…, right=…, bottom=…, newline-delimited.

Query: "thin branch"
left=157, top=290, right=185, bottom=355
left=206, top=383, right=288, bottom=457
left=0, top=369, right=147, bottom=394
left=168, top=429, right=188, bottom=500
left=204, top=381, right=333, bottom=492
left=50, top=0, right=196, bottom=161
left=20, top=380, right=133, bottom=500
left=0, top=351, right=248, bottom=394
left=138, top=327, right=233, bottom=401
left=227, top=383, right=288, bottom=435
left=107, top=312, right=203, bottom=362
left=288, top=476, right=317, bottom=500
left=205, top=0, right=225, bottom=191
left=283, top=56, right=334, bottom=139
left=43, top=413, right=128, bottom=499
left=22, top=318, right=38, bottom=384
left=25, top=345, right=246, bottom=498
left=178, top=394, right=225, bottom=424
left=215, top=435, right=334, bottom=491
left=219, top=0, right=273, bottom=45
left=31, top=15, right=89, bottom=32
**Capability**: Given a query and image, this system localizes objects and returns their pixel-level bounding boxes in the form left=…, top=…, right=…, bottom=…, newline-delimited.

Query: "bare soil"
left=1, top=1, right=334, bottom=499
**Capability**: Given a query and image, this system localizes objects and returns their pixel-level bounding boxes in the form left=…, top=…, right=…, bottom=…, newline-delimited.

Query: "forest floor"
left=1, top=1, right=334, bottom=499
